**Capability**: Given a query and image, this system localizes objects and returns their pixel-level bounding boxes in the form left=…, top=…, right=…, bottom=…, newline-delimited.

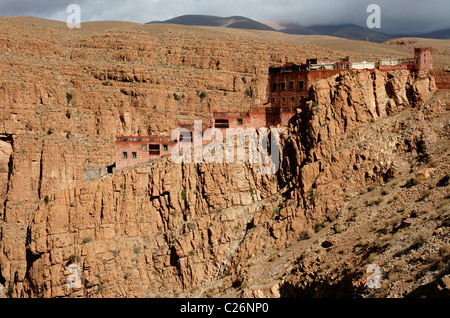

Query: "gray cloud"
left=1, top=0, right=449, bottom=35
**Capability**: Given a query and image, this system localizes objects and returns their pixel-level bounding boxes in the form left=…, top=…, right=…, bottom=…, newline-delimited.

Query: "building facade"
left=115, top=47, right=440, bottom=171
left=268, top=48, right=434, bottom=108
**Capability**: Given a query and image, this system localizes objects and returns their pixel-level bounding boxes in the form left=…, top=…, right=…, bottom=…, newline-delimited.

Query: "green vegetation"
left=199, top=91, right=207, bottom=100
left=82, top=237, right=93, bottom=244
left=66, top=92, right=73, bottom=103
left=273, top=207, right=280, bottom=216
left=173, top=92, right=181, bottom=101
left=181, top=189, right=186, bottom=201
left=44, top=195, right=50, bottom=205
left=68, top=254, right=79, bottom=263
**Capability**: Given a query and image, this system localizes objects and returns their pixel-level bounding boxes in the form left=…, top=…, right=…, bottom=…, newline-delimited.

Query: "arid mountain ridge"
left=0, top=16, right=449, bottom=298
left=149, top=14, right=450, bottom=43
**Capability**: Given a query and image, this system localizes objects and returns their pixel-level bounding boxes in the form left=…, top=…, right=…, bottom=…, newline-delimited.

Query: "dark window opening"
left=237, top=118, right=244, bottom=126
left=215, top=119, right=229, bottom=129
left=149, top=144, right=161, bottom=155
left=272, top=98, right=276, bottom=103
left=272, top=82, right=277, bottom=92
left=122, top=152, right=128, bottom=159
left=162, top=144, right=169, bottom=152
left=131, top=152, right=137, bottom=159
left=280, top=82, right=286, bottom=91
left=107, top=163, right=115, bottom=174
left=291, top=96, right=296, bottom=101
left=142, top=145, right=147, bottom=152
left=289, top=81, right=295, bottom=90
left=299, top=81, right=305, bottom=90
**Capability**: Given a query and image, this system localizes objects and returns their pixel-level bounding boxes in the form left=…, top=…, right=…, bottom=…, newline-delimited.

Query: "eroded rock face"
left=20, top=69, right=438, bottom=298
left=23, top=160, right=278, bottom=297
left=0, top=17, right=328, bottom=296
left=0, top=17, right=441, bottom=298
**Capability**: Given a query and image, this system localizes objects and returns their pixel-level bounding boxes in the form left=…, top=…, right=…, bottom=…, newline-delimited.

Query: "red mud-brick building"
left=267, top=47, right=439, bottom=108
left=115, top=136, right=177, bottom=170
left=114, top=47, right=447, bottom=171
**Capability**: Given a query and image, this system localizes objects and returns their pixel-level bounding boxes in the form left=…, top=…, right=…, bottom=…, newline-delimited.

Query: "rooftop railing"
left=116, top=136, right=175, bottom=143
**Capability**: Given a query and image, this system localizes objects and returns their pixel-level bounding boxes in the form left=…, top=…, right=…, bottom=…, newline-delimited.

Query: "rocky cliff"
left=0, top=17, right=448, bottom=298
left=21, top=69, right=445, bottom=298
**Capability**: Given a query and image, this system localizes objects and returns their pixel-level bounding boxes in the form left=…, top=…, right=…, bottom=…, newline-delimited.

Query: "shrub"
left=66, top=109, right=72, bottom=119
left=47, top=127, right=54, bottom=135
left=273, top=207, right=280, bottom=216
left=199, top=91, right=207, bottom=99
left=82, top=237, right=93, bottom=244
left=173, top=92, right=181, bottom=101
left=414, top=227, right=433, bottom=245
left=66, top=131, right=71, bottom=139
left=181, top=189, right=186, bottom=201
left=66, top=92, right=73, bottom=103
left=315, top=224, right=324, bottom=233
left=44, top=195, right=50, bottom=205
left=298, top=229, right=312, bottom=240
left=6, top=285, right=14, bottom=297
left=366, top=253, right=377, bottom=264
left=68, top=254, right=79, bottom=263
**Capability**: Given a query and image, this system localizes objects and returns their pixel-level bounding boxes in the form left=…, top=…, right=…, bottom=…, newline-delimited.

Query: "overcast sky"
left=1, top=0, right=449, bottom=35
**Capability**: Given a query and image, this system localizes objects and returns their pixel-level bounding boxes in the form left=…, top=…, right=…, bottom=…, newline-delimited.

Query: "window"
left=237, top=118, right=244, bottom=126
left=272, top=82, right=277, bottom=92
left=149, top=144, right=161, bottom=155
left=280, top=82, right=286, bottom=91
left=122, top=152, right=128, bottom=159
left=289, top=81, right=295, bottom=90
left=299, top=81, right=305, bottom=90
left=198, top=131, right=204, bottom=138
left=291, top=96, right=296, bottom=101
left=215, top=119, right=229, bottom=129
left=272, top=97, right=276, bottom=103
left=283, top=96, right=287, bottom=101
left=162, top=144, right=168, bottom=152
left=142, top=145, right=147, bottom=152
left=132, top=152, right=137, bottom=159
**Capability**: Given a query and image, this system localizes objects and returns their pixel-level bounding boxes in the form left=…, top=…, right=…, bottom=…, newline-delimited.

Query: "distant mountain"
left=147, top=15, right=450, bottom=42
left=148, top=15, right=275, bottom=31
left=280, top=23, right=394, bottom=43
left=418, top=28, right=450, bottom=39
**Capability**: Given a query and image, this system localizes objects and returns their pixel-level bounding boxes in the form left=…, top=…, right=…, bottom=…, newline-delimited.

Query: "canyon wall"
left=0, top=17, right=329, bottom=295
left=20, top=69, right=437, bottom=297
left=0, top=17, right=442, bottom=298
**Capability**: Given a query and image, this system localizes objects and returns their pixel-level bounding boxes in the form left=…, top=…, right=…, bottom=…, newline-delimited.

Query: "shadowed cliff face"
left=19, top=69, right=440, bottom=298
